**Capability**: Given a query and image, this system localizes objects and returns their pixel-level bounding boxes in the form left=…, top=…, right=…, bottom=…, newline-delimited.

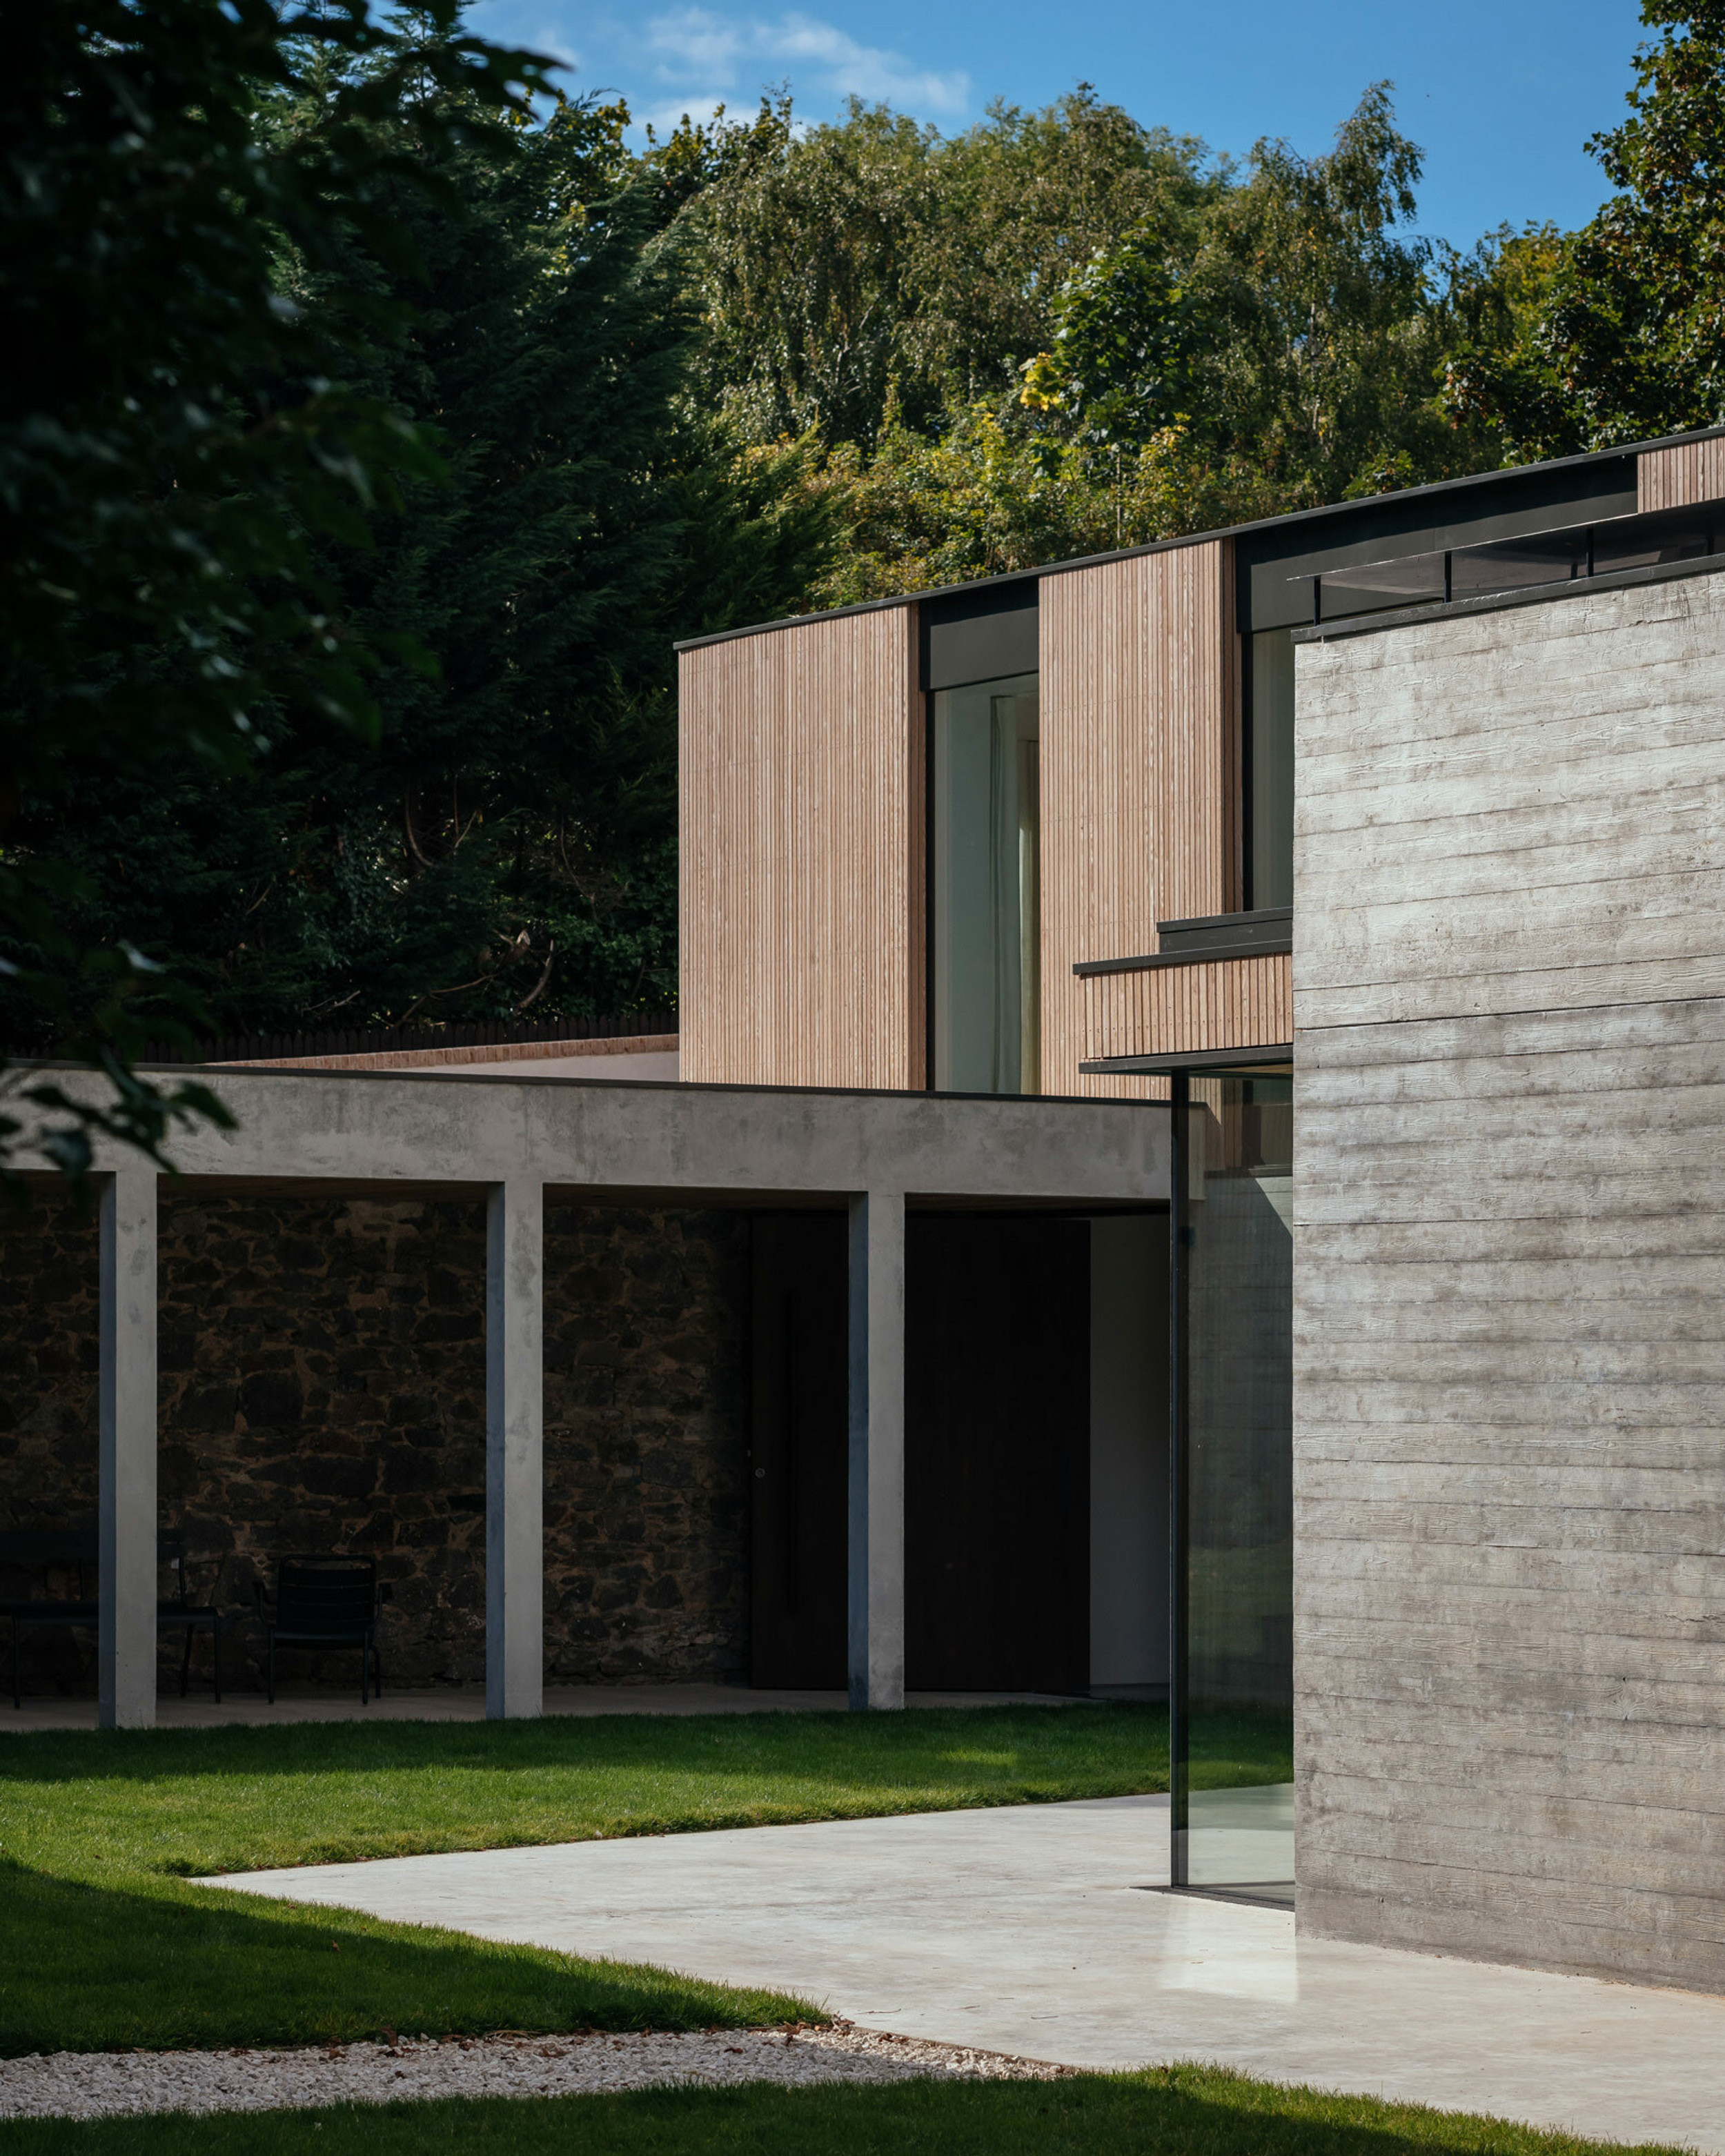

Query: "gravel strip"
left=0, top=2024, right=1073, bottom=2120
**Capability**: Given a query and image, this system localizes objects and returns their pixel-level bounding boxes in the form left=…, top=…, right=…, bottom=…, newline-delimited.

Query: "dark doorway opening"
left=748, top=1211, right=1090, bottom=1693
left=748, top=1214, right=849, bottom=1688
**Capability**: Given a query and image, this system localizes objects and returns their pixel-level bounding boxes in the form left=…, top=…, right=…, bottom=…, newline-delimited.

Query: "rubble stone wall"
left=0, top=1193, right=750, bottom=1697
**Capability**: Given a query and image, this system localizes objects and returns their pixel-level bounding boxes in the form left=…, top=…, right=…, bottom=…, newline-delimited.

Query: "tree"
left=0, top=0, right=550, bottom=1189
left=1444, top=2, right=1725, bottom=455
left=8, top=22, right=837, bottom=1047
left=1023, top=86, right=1504, bottom=515
left=683, top=88, right=1219, bottom=451
left=778, top=85, right=1524, bottom=604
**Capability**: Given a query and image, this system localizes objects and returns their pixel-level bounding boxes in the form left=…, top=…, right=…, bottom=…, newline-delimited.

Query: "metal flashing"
left=1081, top=1045, right=1293, bottom=1076
left=1074, top=940, right=1290, bottom=978
left=1074, top=907, right=1292, bottom=977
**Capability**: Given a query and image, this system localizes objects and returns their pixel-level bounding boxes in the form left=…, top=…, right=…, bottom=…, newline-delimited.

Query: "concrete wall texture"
left=0, top=1195, right=749, bottom=1695
left=1292, top=563, right=1725, bottom=1993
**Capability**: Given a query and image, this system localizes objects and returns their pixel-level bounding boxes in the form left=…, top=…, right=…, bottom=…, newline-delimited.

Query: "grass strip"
left=0, top=2066, right=1685, bottom=2155
left=0, top=1702, right=1285, bottom=2055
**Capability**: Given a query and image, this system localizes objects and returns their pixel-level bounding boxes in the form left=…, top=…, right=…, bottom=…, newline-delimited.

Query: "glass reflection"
left=931, top=673, right=1040, bottom=1094
left=1183, top=1074, right=1294, bottom=1902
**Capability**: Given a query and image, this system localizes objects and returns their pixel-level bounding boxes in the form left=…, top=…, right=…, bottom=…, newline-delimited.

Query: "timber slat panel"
left=679, top=607, right=922, bottom=1088
left=1040, top=541, right=1232, bottom=1097
left=1637, top=437, right=1725, bottom=511
left=1083, top=952, right=1292, bottom=1062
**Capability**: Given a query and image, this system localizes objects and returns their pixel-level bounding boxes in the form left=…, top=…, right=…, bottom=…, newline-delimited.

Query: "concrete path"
left=2, top=1684, right=1082, bottom=1734
left=214, top=1795, right=1725, bottom=2153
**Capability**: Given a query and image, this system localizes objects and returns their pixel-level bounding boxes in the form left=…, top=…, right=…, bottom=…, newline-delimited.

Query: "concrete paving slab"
left=213, top=1795, right=1725, bottom=2153
left=1, top=1685, right=1082, bottom=1734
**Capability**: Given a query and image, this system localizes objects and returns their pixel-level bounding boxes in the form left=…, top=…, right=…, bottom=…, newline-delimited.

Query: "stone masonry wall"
left=0, top=1193, right=749, bottom=1697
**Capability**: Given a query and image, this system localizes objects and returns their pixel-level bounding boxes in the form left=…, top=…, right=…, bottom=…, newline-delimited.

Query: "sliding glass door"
left=1172, top=1071, right=1295, bottom=1903
left=931, top=674, right=1040, bottom=1094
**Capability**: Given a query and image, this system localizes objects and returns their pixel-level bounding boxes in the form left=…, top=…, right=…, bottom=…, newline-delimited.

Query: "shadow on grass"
left=0, top=1863, right=816, bottom=2059
left=1, top=2072, right=1686, bottom=2155
left=0, top=1702, right=1170, bottom=1790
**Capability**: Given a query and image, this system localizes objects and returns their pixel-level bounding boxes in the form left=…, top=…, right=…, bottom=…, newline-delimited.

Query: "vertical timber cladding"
left=1087, top=951, right=1292, bottom=1062
left=1637, top=433, right=1725, bottom=511
left=1039, top=540, right=1236, bottom=1096
left=679, top=605, right=923, bottom=1087
left=1292, top=565, right=1725, bottom=1994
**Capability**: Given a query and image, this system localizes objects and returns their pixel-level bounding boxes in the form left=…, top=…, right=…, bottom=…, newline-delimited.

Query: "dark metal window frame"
left=1165, top=1057, right=1295, bottom=1901
left=920, top=587, right=1041, bottom=1097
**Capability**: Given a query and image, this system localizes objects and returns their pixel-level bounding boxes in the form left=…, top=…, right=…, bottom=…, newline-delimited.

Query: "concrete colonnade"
left=92, top=1169, right=909, bottom=1727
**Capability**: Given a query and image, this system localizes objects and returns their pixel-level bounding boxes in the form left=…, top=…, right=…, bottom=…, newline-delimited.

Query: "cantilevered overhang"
left=1076, top=909, right=1292, bottom=1078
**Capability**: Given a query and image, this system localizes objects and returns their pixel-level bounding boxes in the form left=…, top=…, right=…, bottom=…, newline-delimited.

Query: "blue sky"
left=468, top=0, right=1650, bottom=250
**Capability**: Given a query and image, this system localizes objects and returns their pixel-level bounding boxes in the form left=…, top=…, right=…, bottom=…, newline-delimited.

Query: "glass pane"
left=1318, top=548, right=1446, bottom=618
left=1185, top=1074, right=1294, bottom=1901
left=1248, top=631, right=1295, bottom=911
left=1593, top=506, right=1716, bottom=575
left=932, top=673, right=1040, bottom=1094
left=1450, top=528, right=1587, bottom=600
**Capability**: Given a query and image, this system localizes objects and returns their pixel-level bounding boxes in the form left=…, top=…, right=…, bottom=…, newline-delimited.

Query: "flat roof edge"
left=673, top=424, right=1725, bottom=655
left=11, top=1059, right=1168, bottom=1111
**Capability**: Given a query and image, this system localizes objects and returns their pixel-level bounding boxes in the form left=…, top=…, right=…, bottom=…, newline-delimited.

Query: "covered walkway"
left=48, top=1062, right=1165, bottom=1728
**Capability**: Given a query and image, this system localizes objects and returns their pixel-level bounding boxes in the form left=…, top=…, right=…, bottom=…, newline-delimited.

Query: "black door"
left=747, top=1210, right=1091, bottom=1693
left=749, top=1213, right=848, bottom=1688
left=905, top=1214, right=1090, bottom=1693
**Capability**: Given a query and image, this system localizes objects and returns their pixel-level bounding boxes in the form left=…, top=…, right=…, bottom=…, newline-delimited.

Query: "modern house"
left=675, top=421, right=1725, bottom=1989
left=4, top=424, right=1724, bottom=2001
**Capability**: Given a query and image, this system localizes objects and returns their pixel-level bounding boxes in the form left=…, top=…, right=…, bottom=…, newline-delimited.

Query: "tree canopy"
left=0, top=0, right=557, bottom=1183
left=1446, top=1, right=1725, bottom=455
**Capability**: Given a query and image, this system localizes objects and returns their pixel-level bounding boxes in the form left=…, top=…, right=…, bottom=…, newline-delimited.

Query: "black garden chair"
left=0, top=1530, right=97, bottom=1709
left=2, top=1527, right=222, bottom=1707
left=158, top=1530, right=222, bottom=1701
left=255, top=1554, right=390, bottom=1704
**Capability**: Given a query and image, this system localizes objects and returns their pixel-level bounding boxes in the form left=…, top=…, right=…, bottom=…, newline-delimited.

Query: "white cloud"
left=466, top=3, right=582, bottom=77
left=636, top=95, right=735, bottom=137
left=642, top=8, right=969, bottom=118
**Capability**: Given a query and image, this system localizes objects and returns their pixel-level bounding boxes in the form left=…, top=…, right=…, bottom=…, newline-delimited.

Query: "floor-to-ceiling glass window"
left=931, top=674, right=1040, bottom=1094
left=1172, top=1070, right=1294, bottom=1903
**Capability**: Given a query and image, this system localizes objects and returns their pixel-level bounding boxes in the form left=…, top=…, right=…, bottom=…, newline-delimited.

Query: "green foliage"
left=682, top=88, right=1219, bottom=451
left=1445, top=3, right=1725, bottom=455
left=5, top=12, right=837, bottom=1050
left=1023, top=83, right=1531, bottom=515
left=0, top=0, right=552, bottom=1181
left=709, top=83, right=1532, bottom=601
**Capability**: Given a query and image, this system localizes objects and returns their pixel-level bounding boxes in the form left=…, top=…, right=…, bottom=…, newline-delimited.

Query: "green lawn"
left=2, top=2068, right=1684, bottom=2156
left=0, top=1701, right=1289, bottom=2057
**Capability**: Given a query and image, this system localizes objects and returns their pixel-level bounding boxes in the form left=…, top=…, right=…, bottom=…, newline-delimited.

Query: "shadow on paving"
left=0, top=1862, right=813, bottom=2058
left=0, top=2073, right=1687, bottom=2156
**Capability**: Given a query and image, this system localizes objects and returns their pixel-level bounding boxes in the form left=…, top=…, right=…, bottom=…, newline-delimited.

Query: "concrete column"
left=847, top=1188, right=905, bottom=1710
left=99, top=1166, right=157, bottom=1730
left=486, top=1179, right=544, bottom=1719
